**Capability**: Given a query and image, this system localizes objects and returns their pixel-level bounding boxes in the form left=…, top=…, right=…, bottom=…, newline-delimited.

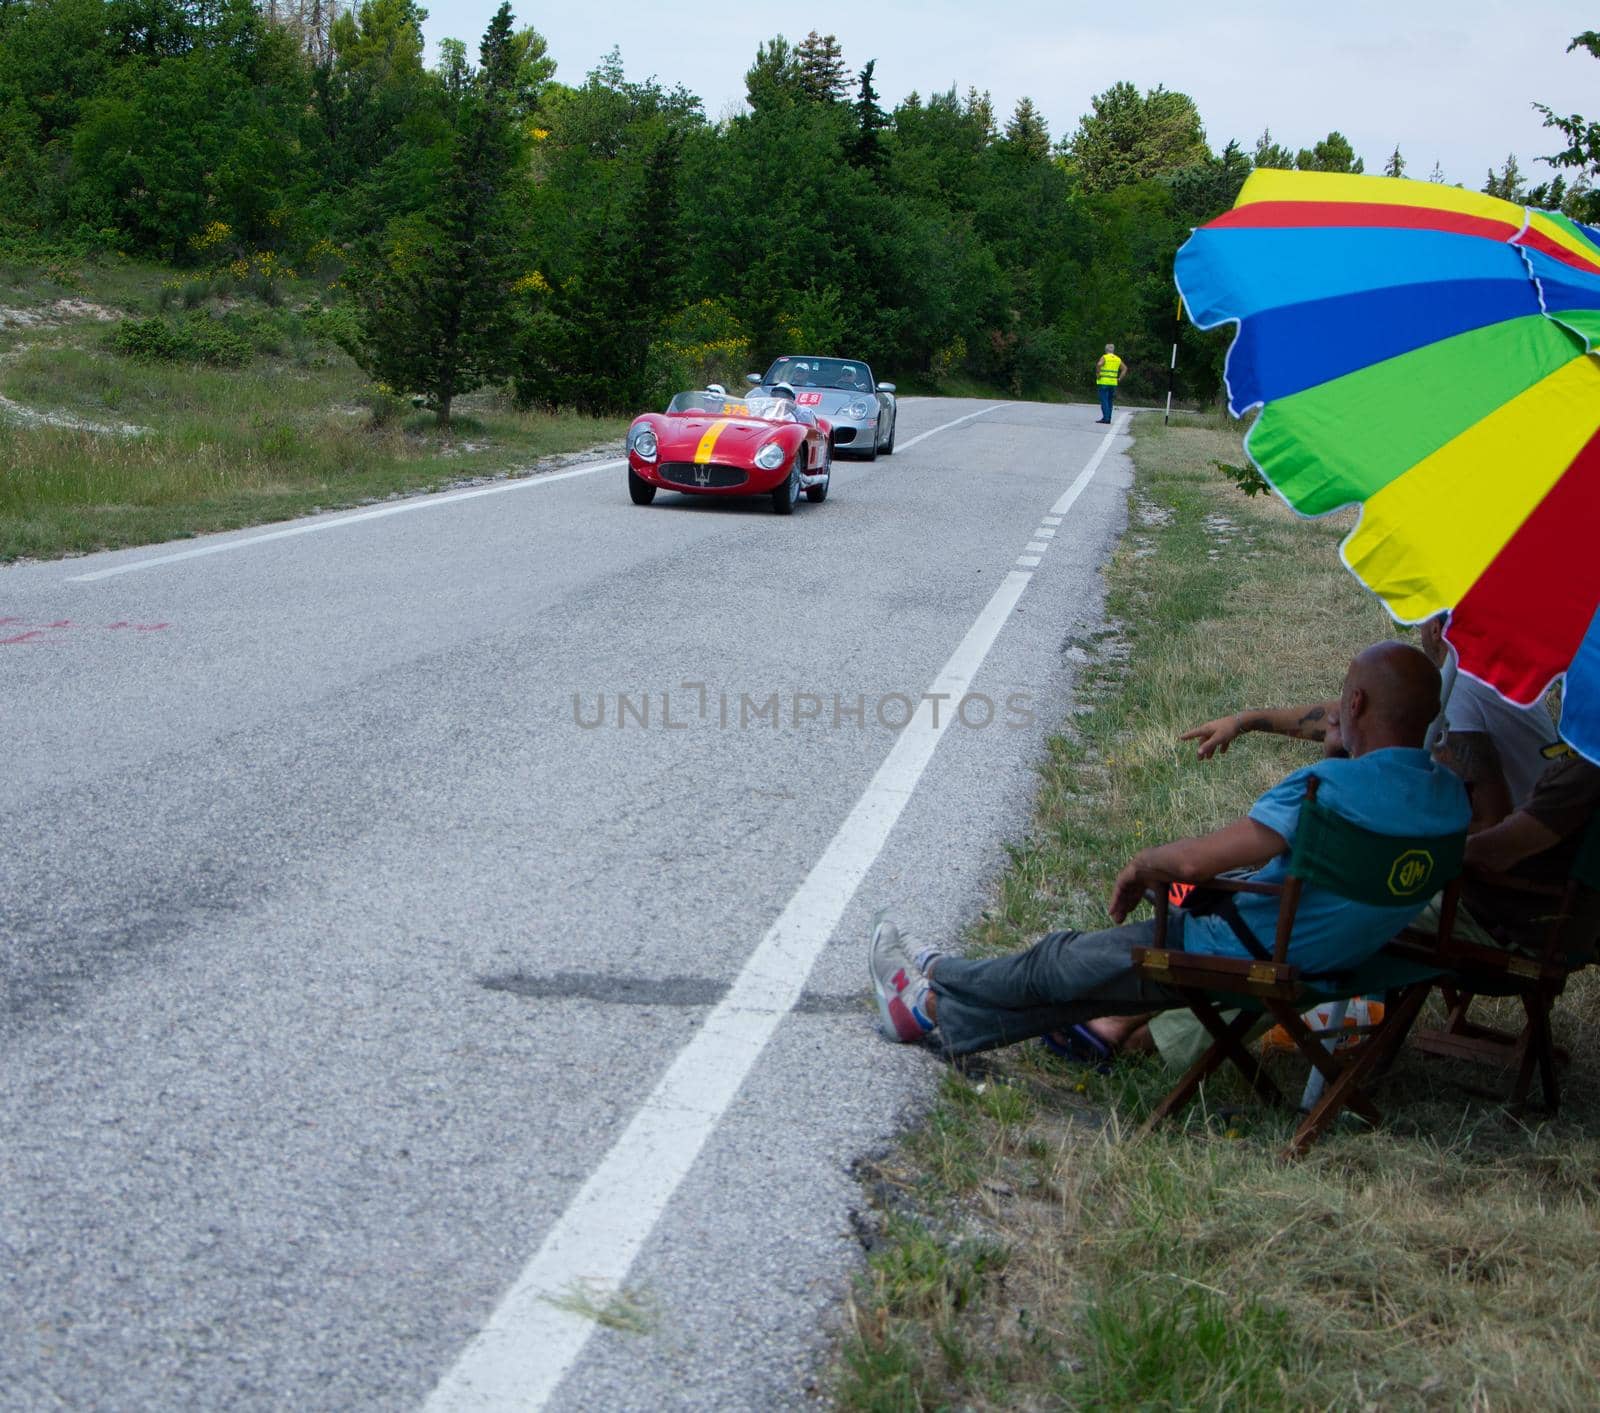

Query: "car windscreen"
left=762, top=357, right=874, bottom=393
left=666, top=391, right=798, bottom=422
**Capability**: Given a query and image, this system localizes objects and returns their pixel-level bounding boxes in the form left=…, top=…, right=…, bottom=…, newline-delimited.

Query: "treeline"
left=2, top=0, right=1594, bottom=419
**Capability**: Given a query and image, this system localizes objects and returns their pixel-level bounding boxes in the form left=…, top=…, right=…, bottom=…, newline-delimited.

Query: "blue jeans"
left=929, top=917, right=1185, bottom=1057
left=1098, top=385, right=1115, bottom=420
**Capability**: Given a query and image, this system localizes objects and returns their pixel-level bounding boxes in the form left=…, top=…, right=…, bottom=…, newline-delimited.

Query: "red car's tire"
left=628, top=469, right=656, bottom=505
left=805, top=454, right=829, bottom=503
left=772, top=451, right=802, bottom=515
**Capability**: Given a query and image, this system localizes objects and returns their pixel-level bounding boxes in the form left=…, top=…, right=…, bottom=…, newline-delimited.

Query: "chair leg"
left=1187, top=994, right=1286, bottom=1109
left=1509, top=988, right=1562, bottom=1113
left=1140, top=1003, right=1279, bottom=1135
left=1375, top=982, right=1431, bottom=1078
left=1509, top=994, right=1541, bottom=1110
left=1265, top=1000, right=1381, bottom=1127
left=1285, top=981, right=1431, bottom=1158
left=1537, top=997, right=1561, bottom=1112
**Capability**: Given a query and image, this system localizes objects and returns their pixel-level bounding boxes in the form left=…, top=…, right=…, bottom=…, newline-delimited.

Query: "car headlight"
left=754, top=441, right=788, bottom=471
left=847, top=401, right=871, bottom=420
left=632, top=427, right=658, bottom=461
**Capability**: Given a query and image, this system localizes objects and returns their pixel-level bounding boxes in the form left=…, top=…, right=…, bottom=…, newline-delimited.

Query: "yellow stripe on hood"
left=694, top=419, right=731, bottom=464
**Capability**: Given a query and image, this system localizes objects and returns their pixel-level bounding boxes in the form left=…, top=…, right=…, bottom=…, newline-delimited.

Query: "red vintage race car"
left=625, top=386, right=833, bottom=515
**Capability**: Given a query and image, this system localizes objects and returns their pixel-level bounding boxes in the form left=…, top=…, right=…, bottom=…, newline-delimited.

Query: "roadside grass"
left=835, top=416, right=1600, bottom=1410
left=0, top=259, right=628, bottom=561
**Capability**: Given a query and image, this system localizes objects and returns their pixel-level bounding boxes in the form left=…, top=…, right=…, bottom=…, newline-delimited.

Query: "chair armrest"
left=1180, top=877, right=1285, bottom=899
left=1132, top=946, right=1300, bottom=1000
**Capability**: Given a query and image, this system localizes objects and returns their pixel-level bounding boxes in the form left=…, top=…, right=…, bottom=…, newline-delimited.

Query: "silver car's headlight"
left=754, top=441, right=788, bottom=470
left=847, top=401, right=871, bottom=420
left=632, top=427, right=658, bottom=461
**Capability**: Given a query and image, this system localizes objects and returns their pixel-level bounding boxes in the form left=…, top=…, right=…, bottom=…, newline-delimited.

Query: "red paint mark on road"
left=0, top=618, right=172, bottom=642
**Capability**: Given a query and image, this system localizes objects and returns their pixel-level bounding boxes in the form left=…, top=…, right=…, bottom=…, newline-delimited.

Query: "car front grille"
left=658, top=462, right=748, bottom=488
left=830, top=427, right=856, bottom=444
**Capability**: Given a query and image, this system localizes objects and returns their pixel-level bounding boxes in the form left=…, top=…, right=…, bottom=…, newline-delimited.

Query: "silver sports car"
left=746, top=355, right=898, bottom=459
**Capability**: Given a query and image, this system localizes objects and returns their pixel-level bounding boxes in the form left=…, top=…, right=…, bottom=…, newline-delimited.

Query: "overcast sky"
left=416, top=1, right=1599, bottom=187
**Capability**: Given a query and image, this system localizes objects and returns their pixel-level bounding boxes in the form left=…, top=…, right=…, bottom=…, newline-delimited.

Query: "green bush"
left=109, top=315, right=251, bottom=367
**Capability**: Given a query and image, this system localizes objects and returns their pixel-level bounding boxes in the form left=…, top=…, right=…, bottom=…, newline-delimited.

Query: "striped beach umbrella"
left=1175, top=169, right=1600, bottom=763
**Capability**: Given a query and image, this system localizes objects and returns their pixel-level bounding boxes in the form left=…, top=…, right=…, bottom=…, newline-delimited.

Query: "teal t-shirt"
left=1183, top=748, right=1470, bottom=975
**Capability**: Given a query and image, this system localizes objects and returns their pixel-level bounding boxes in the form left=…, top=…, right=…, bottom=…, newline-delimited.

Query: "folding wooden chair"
left=1405, top=815, right=1600, bottom=1111
left=1130, top=776, right=1466, bottom=1158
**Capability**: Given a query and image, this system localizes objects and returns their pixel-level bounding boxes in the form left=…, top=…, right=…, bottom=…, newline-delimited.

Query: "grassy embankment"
left=0, top=256, right=628, bottom=562
left=835, top=416, right=1600, bottom=1410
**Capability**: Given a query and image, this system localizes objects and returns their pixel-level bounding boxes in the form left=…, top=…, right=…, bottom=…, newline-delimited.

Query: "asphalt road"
left=0, top=397, right=1132, bottom=1410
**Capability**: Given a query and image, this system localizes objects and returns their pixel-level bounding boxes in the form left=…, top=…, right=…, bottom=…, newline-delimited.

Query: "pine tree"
left=848, top=59, right=887, bottom=175
left=1252, top=128, right=1295, bottom=170
left=1003, top=96, right=1049, bottom=160
left=1384, top=145, right=1405, bottom=178
left=1295, top=131, right=1363, bottom=173
left=964, top=86, right=995, bottom=144
left=351, top=0, right=526, bottom=424
left=1483, top=153, right=1525, bottom=202
left=794, top=31, right=847, bottom=103
left=744, top=34, right=799, bottom=113
left=1428, top=160, right=1446, bottom=183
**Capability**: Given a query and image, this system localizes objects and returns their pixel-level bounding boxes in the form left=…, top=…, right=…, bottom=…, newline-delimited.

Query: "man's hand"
left=1108, top=861, right=1147, bottom=924
left=1180, top=715, right=1243, bottom=760
left=1108, top=819, right=1288, bottom=925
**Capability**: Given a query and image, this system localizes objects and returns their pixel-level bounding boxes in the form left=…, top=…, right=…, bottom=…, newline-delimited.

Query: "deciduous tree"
left=1066, top=81, right=1209, bottom=192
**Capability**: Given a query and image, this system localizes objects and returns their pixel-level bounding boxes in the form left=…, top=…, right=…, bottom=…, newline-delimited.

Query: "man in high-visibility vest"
left=1095, top=343, right=1125, bottom=423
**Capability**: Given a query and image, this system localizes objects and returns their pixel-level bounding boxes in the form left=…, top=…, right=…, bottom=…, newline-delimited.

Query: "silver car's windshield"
left=763, top=357, right=874, bottom=393
left=666, top=391, right=799, bottom=422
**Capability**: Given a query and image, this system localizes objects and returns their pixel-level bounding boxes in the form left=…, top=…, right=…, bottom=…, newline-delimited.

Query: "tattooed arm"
left=1180, top=700, right=1337, bottom=760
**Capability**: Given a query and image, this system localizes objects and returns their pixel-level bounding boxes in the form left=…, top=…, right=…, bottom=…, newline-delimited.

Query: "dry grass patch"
left=0, top=262, right=628, bottom=560
left=834, top=416, right=1600, bottom=1412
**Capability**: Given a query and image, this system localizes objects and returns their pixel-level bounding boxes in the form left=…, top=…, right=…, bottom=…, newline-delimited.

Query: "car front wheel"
left=773, top=451, right=802, bottom=515
left=880, top=414, right=895, bottom=456
left=805, top=455, right=830, bottom=503
left=628, top=469, right=657, bottom=505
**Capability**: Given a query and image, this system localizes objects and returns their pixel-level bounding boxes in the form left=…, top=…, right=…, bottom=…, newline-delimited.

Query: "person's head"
left=1105, top=343, right=1115, bottom=354
left=1417, top=612, right=1451, bottom=668
left=770, top=381, right=796, bottom=401
left=1332, top=641, right=1442, bottom=757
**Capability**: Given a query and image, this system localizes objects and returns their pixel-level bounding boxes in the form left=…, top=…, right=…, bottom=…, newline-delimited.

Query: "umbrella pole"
left=1164, top=338, right=1177, bottom=424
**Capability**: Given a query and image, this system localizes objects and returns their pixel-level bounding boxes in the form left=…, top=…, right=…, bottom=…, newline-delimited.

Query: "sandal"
left=1041, top=1024, right=1114, bottom=1072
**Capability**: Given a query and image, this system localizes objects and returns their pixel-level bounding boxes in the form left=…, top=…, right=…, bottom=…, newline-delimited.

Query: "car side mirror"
left=877, top=382, right=896, bottom=393
left=745, top=373, right=761, bottom=385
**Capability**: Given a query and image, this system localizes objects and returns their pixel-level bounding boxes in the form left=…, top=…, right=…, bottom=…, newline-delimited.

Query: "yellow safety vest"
left=1096, top=354, right=1123, bottom=386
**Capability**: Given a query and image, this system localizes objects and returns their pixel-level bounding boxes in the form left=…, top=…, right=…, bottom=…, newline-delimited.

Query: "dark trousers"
left=929, top=918, right=1185, bottom=1057
left=1098, top=385, right=1116, bottom=420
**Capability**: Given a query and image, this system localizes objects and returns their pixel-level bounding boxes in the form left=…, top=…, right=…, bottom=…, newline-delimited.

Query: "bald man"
left=870, top=643, right=1471, bottom=1058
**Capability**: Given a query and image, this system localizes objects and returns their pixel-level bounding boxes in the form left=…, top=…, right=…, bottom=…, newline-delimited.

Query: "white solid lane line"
left=66, top=460, right=629, bottom=583
left=422, top=413, right=1124, bottom=1413
left=66, top=403, right=1013, bottom=585
left=893, top=402, right=1012, bottom=452
left=1050, top=412, right=1127, bottom=518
